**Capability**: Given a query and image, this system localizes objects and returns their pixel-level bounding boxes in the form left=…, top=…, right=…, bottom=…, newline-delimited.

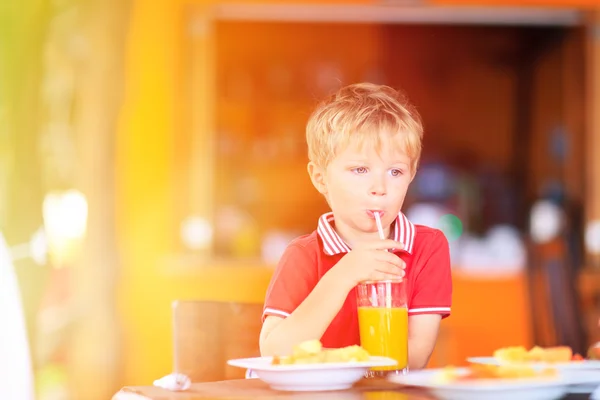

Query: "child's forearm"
left=260, top=270, right=352, bottom=356
left=407, top=314, right=442, bottom=370
left=408, top=339, right=434, bottom=370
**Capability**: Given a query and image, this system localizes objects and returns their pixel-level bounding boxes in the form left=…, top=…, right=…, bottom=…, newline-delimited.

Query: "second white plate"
left=389, top=368, right=600, bottom=400
left=467, top=356, right=600, bottom=371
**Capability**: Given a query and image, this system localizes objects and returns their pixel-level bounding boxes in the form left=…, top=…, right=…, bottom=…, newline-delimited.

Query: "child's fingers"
left=374, top=262, right=405, bottom=277
left=375, top=251, right=406, bottom=269
left=374, top=239, right=404, bottom=251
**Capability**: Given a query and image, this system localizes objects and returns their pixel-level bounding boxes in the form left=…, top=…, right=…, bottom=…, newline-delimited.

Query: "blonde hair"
left=306, top=82, right=423, bottom=174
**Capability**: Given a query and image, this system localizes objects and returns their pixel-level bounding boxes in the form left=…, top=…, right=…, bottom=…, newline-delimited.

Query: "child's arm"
left=406, top=229, right=452, bottom=369
left=408, top=314, right=442, bottom=369
left=260, top=269, right=351, bottom=356
left=260, top=239, right=405, bottom=357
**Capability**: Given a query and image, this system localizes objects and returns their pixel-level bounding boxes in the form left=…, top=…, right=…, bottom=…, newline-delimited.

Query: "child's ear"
left=307, top=162, right=328, bottom=195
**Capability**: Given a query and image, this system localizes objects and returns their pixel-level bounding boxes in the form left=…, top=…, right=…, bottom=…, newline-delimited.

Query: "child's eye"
left=390, top=169, right=403, bottom=177
left=352, top=167, right=368, bottom=174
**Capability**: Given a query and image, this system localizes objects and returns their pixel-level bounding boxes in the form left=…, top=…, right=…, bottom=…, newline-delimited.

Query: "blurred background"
left=1, top=0, right=600, bottom=399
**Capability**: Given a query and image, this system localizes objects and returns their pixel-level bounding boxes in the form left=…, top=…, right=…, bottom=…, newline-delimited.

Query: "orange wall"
left=430, top=271, right=533, bottom=367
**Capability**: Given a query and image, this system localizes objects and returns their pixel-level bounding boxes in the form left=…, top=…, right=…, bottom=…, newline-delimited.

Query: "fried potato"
left=493, top=346, right=529, bottom=363
left=272, top=340, right=370, bottom=365
left=494, top=345, right=573, bottom=364
left=588, top=342, right=600, bottom=360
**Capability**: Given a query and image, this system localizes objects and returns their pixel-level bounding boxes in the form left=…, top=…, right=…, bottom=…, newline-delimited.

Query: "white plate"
left=467, top=356, right=600, bottom=371
left=227, top=356, right=397, bottom=391
left=388, top=368, right=600, bottom=400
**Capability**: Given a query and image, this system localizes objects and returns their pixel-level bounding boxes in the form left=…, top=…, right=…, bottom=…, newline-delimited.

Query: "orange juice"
left=364, top=392, right=410, bottom=400
left=358, top=306, right=408, bottom=370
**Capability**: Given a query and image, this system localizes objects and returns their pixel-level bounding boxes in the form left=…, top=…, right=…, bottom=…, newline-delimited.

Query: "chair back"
left=172, top=300, right=263, bottom=382
left=528, top=237, right=586, bottom=353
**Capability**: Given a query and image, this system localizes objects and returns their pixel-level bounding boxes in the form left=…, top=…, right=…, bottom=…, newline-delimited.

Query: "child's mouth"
left=366, top=210, right=385, bottom=219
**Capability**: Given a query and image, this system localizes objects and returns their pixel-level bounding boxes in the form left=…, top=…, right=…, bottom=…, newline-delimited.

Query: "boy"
left=259, top=82, right=452, bottom=370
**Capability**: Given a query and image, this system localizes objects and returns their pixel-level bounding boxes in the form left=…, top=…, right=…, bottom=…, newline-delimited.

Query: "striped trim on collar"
left=317, top=211, right=415, bottom=255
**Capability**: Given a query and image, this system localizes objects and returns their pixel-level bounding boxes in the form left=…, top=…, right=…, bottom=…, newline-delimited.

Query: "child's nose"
left=370, top=180, right=387, bottom=196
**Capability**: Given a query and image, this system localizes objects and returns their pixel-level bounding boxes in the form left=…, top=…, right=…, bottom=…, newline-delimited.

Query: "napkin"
left=245, top=368, right=258, bottom=379
left=153, top=372, right=191, bottom=391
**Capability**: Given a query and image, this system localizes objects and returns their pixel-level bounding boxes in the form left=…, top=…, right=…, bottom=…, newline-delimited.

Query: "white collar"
left=316, top=211, right=415, bottom=255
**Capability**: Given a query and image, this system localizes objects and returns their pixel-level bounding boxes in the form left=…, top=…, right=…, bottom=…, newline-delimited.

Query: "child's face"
left=309, top=133, right=413, bottom=242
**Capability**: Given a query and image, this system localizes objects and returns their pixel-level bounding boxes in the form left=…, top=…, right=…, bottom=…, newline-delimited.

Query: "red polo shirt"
left=262, top=212, right=452, bottom=349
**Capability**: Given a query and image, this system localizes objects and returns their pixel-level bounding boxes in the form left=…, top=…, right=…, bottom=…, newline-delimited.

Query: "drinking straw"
left=374, top=212, right=385, bottom=240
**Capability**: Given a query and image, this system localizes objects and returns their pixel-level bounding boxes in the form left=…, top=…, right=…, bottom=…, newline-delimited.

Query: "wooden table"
left=112, top=378, right=593, bottom=400
left=112, top=378, right=435, bottom=400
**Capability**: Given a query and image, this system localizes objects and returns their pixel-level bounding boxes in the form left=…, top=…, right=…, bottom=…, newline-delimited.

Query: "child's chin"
left=360, top=226, right=379, bottom=234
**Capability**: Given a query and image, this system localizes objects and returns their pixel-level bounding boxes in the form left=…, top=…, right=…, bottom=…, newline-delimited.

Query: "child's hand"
left=331, top=239, right=406, bottom=288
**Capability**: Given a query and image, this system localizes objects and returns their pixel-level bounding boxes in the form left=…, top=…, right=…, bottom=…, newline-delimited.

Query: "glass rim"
left=358, top=279, right=405, bottom=285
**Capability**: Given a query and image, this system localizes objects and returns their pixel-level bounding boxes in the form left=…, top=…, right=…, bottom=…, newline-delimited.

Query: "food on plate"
left=493, top=345, right=579, bottom=363
left=587, top=342, right=600, bottom=360
left=435, top=364, right=557, bottom=384
left=272, top=339, right=371, bottom=365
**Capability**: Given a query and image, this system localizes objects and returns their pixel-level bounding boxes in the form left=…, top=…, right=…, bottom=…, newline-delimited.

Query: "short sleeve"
left=409, top=230, right=452, bottom=318
left=262, top=242, right=319, bottom=322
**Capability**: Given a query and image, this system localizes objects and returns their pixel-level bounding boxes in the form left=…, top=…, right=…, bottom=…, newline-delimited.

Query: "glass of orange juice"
left=357, top=279, right=408, bottom=377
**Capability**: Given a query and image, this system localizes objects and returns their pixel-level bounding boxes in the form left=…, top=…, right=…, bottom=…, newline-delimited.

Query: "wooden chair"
left=528, top=237, right=587, bottom=354
left=172, top=300, right=263, bottom=382
left=577, top=265, right=600, bottom=347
